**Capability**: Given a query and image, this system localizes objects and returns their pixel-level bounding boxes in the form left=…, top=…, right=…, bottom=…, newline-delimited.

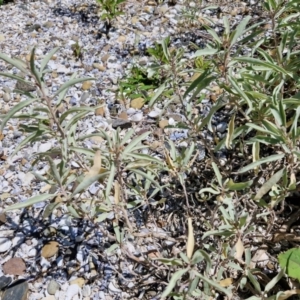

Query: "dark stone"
left=15, top=80, right=35, bottom=92
left=2, top=280, right=28, bottom=300
left=112, top=119, right=132, bottom=129
left=26, top=24, right=41, bottom=32
left=0, top=276, right=12, bottom=290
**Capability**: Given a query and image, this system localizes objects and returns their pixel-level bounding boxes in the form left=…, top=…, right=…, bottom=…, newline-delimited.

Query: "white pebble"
left=0, top=238, right=12, bottom=252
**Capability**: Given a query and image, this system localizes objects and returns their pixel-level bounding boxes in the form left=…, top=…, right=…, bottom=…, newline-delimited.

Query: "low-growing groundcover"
left=1, top=0, right=300, bottom=299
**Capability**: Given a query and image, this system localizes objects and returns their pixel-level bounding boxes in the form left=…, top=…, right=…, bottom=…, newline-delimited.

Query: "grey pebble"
left=3, top=93, right=11, bottom=102
left=216, top=122, right=227, bottom=133
left=47, top=280, right=60, bottom=295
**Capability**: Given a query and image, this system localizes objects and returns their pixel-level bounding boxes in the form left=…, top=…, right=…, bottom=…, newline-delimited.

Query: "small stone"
left=69, top=278, right=85, bottom=288
left=13, top=131, right=22, bottom=138
left=2, top=280, right=28, bottom=300
left=148, top=110, right=161, bottom=118
left=43, top=21, right=54, bottom=28
left=3, top=258, right=26, bottom=276
left=138, top=57, right=148, bottom=66
left=47, top=280, right=60, bottom=295
left=82, top=81, right=93, bottom=90
left=108, top=281, right=121, bottom=294
left=101, top=54, right=110, bottom=63
left=15, top=80, right=35, bottom=92
left=131, top=113, right=143, bottom=122
left=80, top=92, right=89, bottom=102
left=118, top=111, right=128, bottom=120
left=216, top=122, right=227, bottom=133
left=95, top=106, right=105, bottom=116
left=130, top=98, right=145, bottom=109
left=112, top=119, right=132, bottom=129
left=118, top=36, right=126, bottom=42
left=92, top=63, right=106, bottom=71
left=158, top=4, right=168, bottom=14
left=65, top=284, right=80, bottom=300
left=0, top=34, right=5, bottom=42
left=0, top=238, right=12, bottom=252
left=3, top=93, right=11, bottom=103
left=0, top=276, right=12, bottom=290
left=38, top=142, right=52, bottom=153
left=159, top=120, right=169, bottom=129
left=82, top=285, right=91, bottom=297
left=41, top=241, right=59, bottom=258
left=57, top=65, right=69, bottom=74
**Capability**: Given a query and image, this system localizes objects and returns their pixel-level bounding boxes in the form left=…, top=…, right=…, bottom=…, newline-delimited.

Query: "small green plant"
left=118, top=66, right=162, bottom=102
left=96, top=0, right=126, bottom=24
left=71, top=41, right=84, bottom=61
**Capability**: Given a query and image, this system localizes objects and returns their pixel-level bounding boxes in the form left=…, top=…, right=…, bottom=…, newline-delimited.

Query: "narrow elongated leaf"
left=64, top=111, right=88, bottom=131
left=204, top=26, right=222, bottom=44
left=45, top=156, right=61, bottom=186
left=148, top=83, right=166, bottom=107
left=0, top=72, right=32, bottom=85
left=86, top=150, right=102, bottom=177
left=183, top=69, right=212, bottom=99
left=59, top=106, right=95, bottom=124
left=254, top=168, right=285, bottom=201
left=29, top=47, right=42, bottom=87
left=228, top=76, right=252, bottom=113
left=0, top=53, right=28, bottom=74
left=238, top=154, right=285, bottom=173
left=226, top=179, right=253, bottom=191
left=225, top=114, right=235, bottom=149
left=246, top=123, right=277, bottom=136
left=212, top=162, right=222, bottom=187
left=105, top=163, right=116, bottom=199
left=264, top=268, right=285, bottom=293
left=154, top=258, right=183, bottom=266
left=129, top=169, right=161, bottom=189
left=262, top=120, right=282, bottom=137
left=247, top=270, right=261, bottom=293
left=187, top=217, right=195, bottom=259
left=199, top=97, right=226, bottom=132
left=0, top=98, right=37, bottom=131
left=56, top=73, right=76, bottom=107
left=182, top=142, right=195, bottom=166
left=67, top=205, right=82, bottom=218
left=193, top=48, right=218, bottom=57
left=40, top=47, right=60, bottom=74
left=122, top=131, right=150, bottom=156
left=54, top=77, right=95, bottom=97
left=199, top=187, right=220, bottom=195
left=69, top=146, right=95, bottom=158
left=119, top=129, right=134, bottom=146
left=161, top=37, right=170, bottom=62
left=11, top=130, right=47, bottom=157
left=4, top=194, right=55, bottom=212
left=194, top=271, right=232, bottom=298
left=230, top=16, right=251, bottom=47
left=233, top=57, right=292, bottom=77
left=161, top=268, right=189, bottom=298
left=191, top=250, right=205, bottom=265
left=72, top=172, right=109, bottom=196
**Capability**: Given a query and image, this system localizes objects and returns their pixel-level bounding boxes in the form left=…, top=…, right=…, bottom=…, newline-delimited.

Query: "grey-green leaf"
left=0, top=98, right=37, bottom=131
left=161, top=268, right=189, bottom=298
left=238, top=154, right=285, bottom=173
left=4, top=194, right=55, bottom=211
left=254, top=168, right=285, bottom=201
